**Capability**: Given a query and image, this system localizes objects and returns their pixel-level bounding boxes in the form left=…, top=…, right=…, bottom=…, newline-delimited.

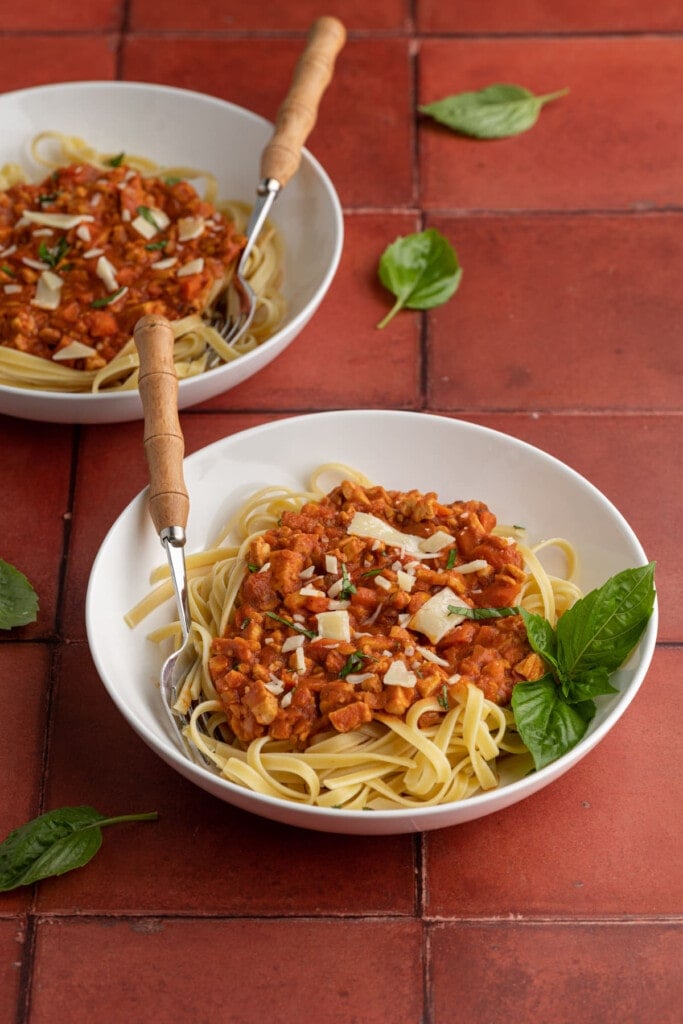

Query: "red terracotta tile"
left=1, top=0, right=121, bottom=31
left=0, top=37, right=117, bottom=91
left=38, top=641, right=416, bottom=915
left=31, top=918, right=423, bottom=1024
left=429, top=921, right=683, bottom=1024
left=199, top=213, right=421, bottom=411
left=458, top=413, right=681, bottom=643
left=120, top=37, right=413, bottom=209
left=0, top=920, right=25, bottom=1024
left=419, top=0, right=683, bottom=33
left=419, top=38, right=683, bottom=211
left=0, top=416, right=73, bottom=638
left=130, top=0, right=410, bottom=31
left=427, top=214, right=682, bottom=413
left=0, top=644, right=50, bottom=913
left=424, top=647, right=680, bottom=919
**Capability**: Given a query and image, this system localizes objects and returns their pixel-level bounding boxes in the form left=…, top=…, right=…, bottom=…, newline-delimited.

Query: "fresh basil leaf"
left=519, top=607, right=560, bottom=672
left=377, top=227, right=462, bottom=329
left=339, top=563, right=356, bottom=600
left=106, top=152, right=125, bottom=167
left=448, top=604, right=519, bottom=620
left=511, top=676, right=594, bottom=771
left=0, top=559, right=38, bottom=630
left=561, top=665, right=618, bottom=704
left=0, top=806, right=157, bottom=891
left=420, top=83, right=569, bottom=139
left=339, top=651, right=371, bottom=678
left=38, top=236, right=70, bottom=269
left=556, top=563, right=656, bottom=678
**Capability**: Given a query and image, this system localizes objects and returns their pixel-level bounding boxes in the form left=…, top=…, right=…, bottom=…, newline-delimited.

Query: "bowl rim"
left=0, top=79, right=344, bottom=409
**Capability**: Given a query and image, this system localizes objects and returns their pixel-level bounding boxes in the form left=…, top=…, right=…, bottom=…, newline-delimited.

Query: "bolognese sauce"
left=209, top=481, right=546, bottom=749
left=0, top=162, right=245, bottom=369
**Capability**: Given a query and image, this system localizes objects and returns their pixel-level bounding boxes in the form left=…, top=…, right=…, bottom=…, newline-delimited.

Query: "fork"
left=134, top=313, right=218, bottom=771
left=208, top=15, right=346, bottom=349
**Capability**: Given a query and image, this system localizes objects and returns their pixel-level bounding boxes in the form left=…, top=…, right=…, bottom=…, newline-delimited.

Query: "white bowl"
left=0, top=81, right=343, bottom=424
left=86, top=411, right=658, bottom=835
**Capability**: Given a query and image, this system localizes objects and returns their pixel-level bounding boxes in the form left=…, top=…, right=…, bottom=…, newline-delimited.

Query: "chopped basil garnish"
left=145, top=240, right=168, bottom=251
left=164, top=175, right=183, bottom=186
left=361, top=568, right=384, bottom=578
left=339, top=651, right=372, bottom=678
left=446, top=548, right=457, bottom=570
left=90, top=286, right=126, bottom=308
left=137, top=205, right=160, bottom=229
left=265, top=612, right=317, bottom=640
left=339, top=563, right=357, bottom=600
left=106, top=152, right=125, bottom=167
left=1, top=265, right=16, bottom=277
left=448, top=604, right=521, bottom=619
left=38, top=237, right=70, bottom=269
left=38, top=192, right=58, bottom=204
left=437, top=684, right=449, bottom=711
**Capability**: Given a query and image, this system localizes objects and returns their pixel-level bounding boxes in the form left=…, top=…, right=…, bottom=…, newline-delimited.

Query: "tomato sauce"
left=209, top=481, right=546, bottom=748
left=0, top=163, right=245, bottom=368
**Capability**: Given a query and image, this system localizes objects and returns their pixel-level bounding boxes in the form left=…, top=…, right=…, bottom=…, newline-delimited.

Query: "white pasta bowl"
left=86, top=411, right=658, bottom=835
left=0, top=80, right=343, bottom=423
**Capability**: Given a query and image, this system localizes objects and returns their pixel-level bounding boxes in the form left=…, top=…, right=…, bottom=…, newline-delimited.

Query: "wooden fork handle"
left=134, top=314, right=189, bottom=535
left=261, top=15, right=346, bottom=187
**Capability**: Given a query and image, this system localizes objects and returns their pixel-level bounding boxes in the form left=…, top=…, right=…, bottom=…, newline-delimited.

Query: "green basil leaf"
left=106, top=152, right=125, bottom=167
left=561, top=665, right=618, bottom=704
left=556, top=563, right=656, bottom=679
left=377, top=228, right=462, bottom=329
left=519, top=607, right=560, bottom=671
left=511, top=677, right=594, bottom=771
left=0, top=558, right=38, bottom=630
left=420, top=83, right=570, bottom=139
left=448, top=604, right=520, bottom=620
left=339, top=563, right=357, bottom=600
left=339, top=651, right=371, bottom=678
left=0, top=806, right=157, bottom=891
left=137, top=205, right=160, bottom=229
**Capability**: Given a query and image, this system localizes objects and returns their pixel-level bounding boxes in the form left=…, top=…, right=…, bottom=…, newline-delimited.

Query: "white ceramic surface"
left=86, top=411, right=658, bottom=834
left=0, top=81, right=343, bottom=424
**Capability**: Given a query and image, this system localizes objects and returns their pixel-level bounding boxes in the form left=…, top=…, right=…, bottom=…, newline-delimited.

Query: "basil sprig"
left=377, top=228, right=462, bottom=329
left=511, top=563, right=656, bottom=770
left=420, top=83, right=569, bottom=139
left=0, top=806, right=158, bottom=891
left=0, top=558, right=38, bottom=630
left=448, top=604, right=520, bottom=620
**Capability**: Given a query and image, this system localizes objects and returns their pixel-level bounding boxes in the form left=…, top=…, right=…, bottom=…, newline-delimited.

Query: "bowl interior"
left=86, top=410, right=657, bottom=835
left=0, top=81, right=343, bottom=423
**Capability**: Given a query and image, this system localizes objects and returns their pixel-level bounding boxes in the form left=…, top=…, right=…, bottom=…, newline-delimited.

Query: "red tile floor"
left=1, top=3, right=681, bottom=1021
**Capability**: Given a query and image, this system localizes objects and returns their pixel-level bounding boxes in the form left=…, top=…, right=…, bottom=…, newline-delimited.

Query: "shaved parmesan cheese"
left=325, top=554, right=338, bottom=574
left=52, top=340, right=97, bottom=361
left=456, top=559, right=490, bottom=574
left=31, top=228, right=54, bottom=237
left=280, top=691, right=293, bottom=708
left=347, top=512, right=423, bottom=555
left=327, top=578, right=343, bottom=599
left=383, top=661, right=417, bottom=688
left=281, top=635, right=305, bottom=653
left=315, top=610, right=351, bottom=642
left=375, top=575, right=392, bottom=591
left=299, top=583, right=326, bottom=598
left=293, top=646, right=306, bottom=673
left=177, top=257, right=204, bottom=277
left=416, top=646, right=450, bottom=667
left=96, top=255, right=119, bottom=292
left=76, top=224, right=91, bottom=242
left=3, top=283, right=21, bottom=295
left=345, top=673, right=375, bottom=685
left=22, top=257, right=50, bottom=271
left=419, top=530, right=455, bottom=554
left=131, top=215, right=157, bottom=240
left=151, top=257, right=178, bottom=271
left=265, top=674, right=285, bottom=695
left=409, top=587, right=464, bottom=644
left=177, top=216, right=205, bottom=241
left=299, top=565, right=317, bottom=579
left=31, top=270, right=63, bottom=310
left=397, top=570, right=415, bottom=592
left=0, top=244, right=17, bottom=257
left=23, top=211, right=95, bottom=230
left=83, top=248, right=105, bottom=259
